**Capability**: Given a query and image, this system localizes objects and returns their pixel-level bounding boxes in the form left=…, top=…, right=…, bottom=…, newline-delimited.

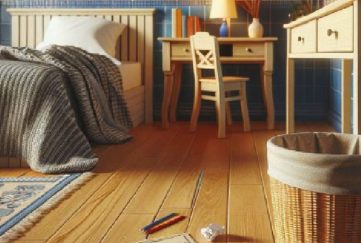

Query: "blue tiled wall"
left=329, top=60, right=342, bottom=132
left=329, top=60, right=353, bottom=132
left=0, top=0, right=331, bottom=122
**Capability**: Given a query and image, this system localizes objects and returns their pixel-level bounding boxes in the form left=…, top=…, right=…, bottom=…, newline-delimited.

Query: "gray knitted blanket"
left=0, top=45, right=132, bottom=173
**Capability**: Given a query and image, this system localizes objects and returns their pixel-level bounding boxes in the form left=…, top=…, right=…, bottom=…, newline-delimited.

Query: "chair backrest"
left=190, top=32, right=223, bottom=85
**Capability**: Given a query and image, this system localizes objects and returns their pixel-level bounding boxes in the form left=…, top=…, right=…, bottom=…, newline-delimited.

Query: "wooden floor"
left=4, top=121, right=334, bottom=243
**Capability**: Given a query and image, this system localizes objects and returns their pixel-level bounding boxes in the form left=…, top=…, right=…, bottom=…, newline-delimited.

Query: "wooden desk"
left=284, top=0, right=360, bottom=134
left=158, top=37, right=278, bottom=129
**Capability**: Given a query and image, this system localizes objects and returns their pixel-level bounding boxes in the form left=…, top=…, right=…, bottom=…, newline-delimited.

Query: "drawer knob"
left=297, top=36, right=304, bottom=42
left=245, top=48, right=253, bottom=53
left=327, top=29, right=338, bottom=38
left=184, top=48, right=190, bottom=53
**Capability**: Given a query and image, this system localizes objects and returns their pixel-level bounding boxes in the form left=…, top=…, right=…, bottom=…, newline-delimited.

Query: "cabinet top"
left=284, top=0, right=354, bottom=29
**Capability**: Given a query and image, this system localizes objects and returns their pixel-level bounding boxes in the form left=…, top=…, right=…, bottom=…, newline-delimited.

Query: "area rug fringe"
left=0, top=172, right=95, bottom=243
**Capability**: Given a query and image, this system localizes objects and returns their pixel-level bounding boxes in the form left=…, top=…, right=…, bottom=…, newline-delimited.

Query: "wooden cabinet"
left=318, top=6, right=353, bottom=52
left=289, top=5, right=354, bottom=54
left=291, top=20, right=317, bottom=53
left=284, top=0, right=361, bottom=134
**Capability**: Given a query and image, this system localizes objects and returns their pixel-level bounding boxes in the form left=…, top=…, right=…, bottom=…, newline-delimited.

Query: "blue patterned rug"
left=0, top=173, right=93, bottom=242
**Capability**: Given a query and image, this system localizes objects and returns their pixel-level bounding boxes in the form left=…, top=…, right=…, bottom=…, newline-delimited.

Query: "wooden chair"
left=189, top=32, right=250, bottom=138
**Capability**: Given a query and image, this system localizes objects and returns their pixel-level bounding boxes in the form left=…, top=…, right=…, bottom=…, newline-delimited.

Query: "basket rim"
left=268, top=132, right=361, bottom=159
left=267, top=132, right=361, bottom=195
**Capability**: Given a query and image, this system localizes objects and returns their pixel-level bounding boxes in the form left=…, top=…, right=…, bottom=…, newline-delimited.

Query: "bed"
left=0, top=8, right=155, bottom=169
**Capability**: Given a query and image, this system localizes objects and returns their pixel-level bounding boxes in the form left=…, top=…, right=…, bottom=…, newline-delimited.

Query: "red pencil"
left=146, top=215, right=186, bottom=234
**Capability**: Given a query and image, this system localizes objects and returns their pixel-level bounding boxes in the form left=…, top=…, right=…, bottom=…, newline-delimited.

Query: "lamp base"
left=219, top=20, right=228, bottom=37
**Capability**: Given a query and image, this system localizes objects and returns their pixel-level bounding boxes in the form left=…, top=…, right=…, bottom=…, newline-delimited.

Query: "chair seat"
left=200, top=76, right=249, bottom=83
left=200, top=76, right=250, bottom=92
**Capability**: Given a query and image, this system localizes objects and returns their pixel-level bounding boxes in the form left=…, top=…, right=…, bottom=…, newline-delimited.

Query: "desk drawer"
left=233, top=43, right=264, bottom=57
left=171, top=43, right=191, bottom=57
left=291, top=20, right=317, bottom=53
left=318, top=6, right=353, bottom=52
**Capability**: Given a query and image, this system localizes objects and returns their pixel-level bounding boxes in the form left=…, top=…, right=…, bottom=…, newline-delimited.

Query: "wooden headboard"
left=7, top=8, right=155, bottom=124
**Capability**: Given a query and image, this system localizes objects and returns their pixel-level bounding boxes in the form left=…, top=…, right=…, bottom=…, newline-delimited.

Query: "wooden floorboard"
left=229, top=131, right=262, bottom=185
left=102, top=214, right=154, bottom=243
left=227, top=127, right=273, bottom=242
left=46, top=124, right=181, bottom=243
left=161, top=125, right=212, bottom=210
left=2, top=121, right=334, bottom=243
left=252, top=123, right=280, bottom=236
left=123, top=124, right=196, bottom=214
left=17, top=124, right=162, bottom=241
left=0, top=168, right=28, bottom=177
left=228, top=185, right=273, bottom=243
left=147, top=125, right=213, bottom=241
left=186, top=125, right=230, bottom=243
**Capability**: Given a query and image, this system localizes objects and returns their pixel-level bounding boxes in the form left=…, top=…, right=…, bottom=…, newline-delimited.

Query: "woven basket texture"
left=271, top=178, right=361, bottom=243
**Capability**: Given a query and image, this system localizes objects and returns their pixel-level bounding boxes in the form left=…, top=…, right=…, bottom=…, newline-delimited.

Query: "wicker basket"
left=267, top=132, right=361, bottom=243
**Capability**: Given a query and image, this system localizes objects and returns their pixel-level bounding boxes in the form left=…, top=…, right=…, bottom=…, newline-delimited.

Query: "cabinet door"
left=318, top=6, right=353, bottom=52
left=291, top=20, right=317, bottom=53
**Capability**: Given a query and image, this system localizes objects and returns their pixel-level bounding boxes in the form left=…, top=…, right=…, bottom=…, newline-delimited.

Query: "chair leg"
left=226, top=101, right=233, bottom=126
left=240, top=82, right=251, bottom=132
left=190, top=85, right=202, bottom=132
left=216, top=92, right=226, bottom=138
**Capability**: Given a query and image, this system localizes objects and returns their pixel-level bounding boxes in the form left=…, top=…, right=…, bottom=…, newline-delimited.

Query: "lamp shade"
left=210, top=0, right=238, bottom=19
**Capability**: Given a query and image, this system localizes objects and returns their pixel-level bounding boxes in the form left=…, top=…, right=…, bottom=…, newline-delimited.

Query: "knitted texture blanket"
left=0, top=45, right=132, bottom=173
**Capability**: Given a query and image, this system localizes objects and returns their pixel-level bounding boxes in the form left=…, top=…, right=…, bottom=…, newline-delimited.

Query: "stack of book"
left=171, top=8, right=201, bottom=38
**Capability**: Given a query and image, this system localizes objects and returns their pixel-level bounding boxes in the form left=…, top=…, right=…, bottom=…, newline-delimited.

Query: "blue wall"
left=329, top=60, right=353, bottom=132
left=329, top=60, right=342, bottom=132
left=0, top=0, right=332, bottom=123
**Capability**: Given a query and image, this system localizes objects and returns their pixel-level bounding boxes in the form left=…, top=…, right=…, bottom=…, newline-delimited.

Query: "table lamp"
left=210, top=0, right=238, bottom=37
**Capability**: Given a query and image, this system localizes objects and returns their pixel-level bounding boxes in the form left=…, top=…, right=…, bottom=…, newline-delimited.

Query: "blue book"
left=182, top=15, right=187, bottom=38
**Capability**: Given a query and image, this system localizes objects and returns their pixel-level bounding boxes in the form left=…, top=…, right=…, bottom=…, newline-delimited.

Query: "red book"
left=176, top=9, right=183, bottom=38
left=187, top=16, right=194, bottom=37
left=194, top=16, right=201, bottom=33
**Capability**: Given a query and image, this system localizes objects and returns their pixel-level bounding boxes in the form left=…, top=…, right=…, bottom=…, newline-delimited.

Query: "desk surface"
left=158, top=37, right=278, bottom=42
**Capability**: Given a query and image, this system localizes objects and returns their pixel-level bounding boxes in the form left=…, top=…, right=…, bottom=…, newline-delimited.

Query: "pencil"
left=146, top=215, right=186, bottom=234
left=140, top=213, right=178, bottom=232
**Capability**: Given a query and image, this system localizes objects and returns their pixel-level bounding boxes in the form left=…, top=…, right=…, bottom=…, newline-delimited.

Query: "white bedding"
left=37, top=16, right=125, bottom=64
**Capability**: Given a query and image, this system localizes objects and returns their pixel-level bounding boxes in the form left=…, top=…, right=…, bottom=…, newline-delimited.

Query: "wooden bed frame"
left=1, top=8, right=155, bottom=168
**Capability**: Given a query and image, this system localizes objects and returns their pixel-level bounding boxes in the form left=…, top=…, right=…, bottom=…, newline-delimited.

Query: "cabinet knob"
left=298, top=36, right=304, bottom=42
left=245, top=47, right=253, bottom=53
left=327, top=29, right=338, bottom=38
left=184, top=48, right=190, bottom=53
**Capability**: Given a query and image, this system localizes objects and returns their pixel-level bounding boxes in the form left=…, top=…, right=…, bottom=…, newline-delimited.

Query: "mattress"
left=117, top=61, right=144, bottom=127
left=117, top=61, right=142, bottom=91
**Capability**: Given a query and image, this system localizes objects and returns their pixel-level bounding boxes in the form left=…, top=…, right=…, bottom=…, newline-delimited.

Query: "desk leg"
left=169, top=64, right=182, bottom=122
left=264, top=43, right=275, bottom=130
left=342, top=59, right=352, bottom=133
left=263, top=69, right=275, bottom=130
left=162, top=64, right=175, bottom=129
left=353, top=56, right=360, bottom=134
left=286, top=58, right=295, bottom=134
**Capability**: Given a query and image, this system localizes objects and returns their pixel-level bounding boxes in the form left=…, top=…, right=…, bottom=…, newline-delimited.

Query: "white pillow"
left=36, top=16, right=125, bottom=60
